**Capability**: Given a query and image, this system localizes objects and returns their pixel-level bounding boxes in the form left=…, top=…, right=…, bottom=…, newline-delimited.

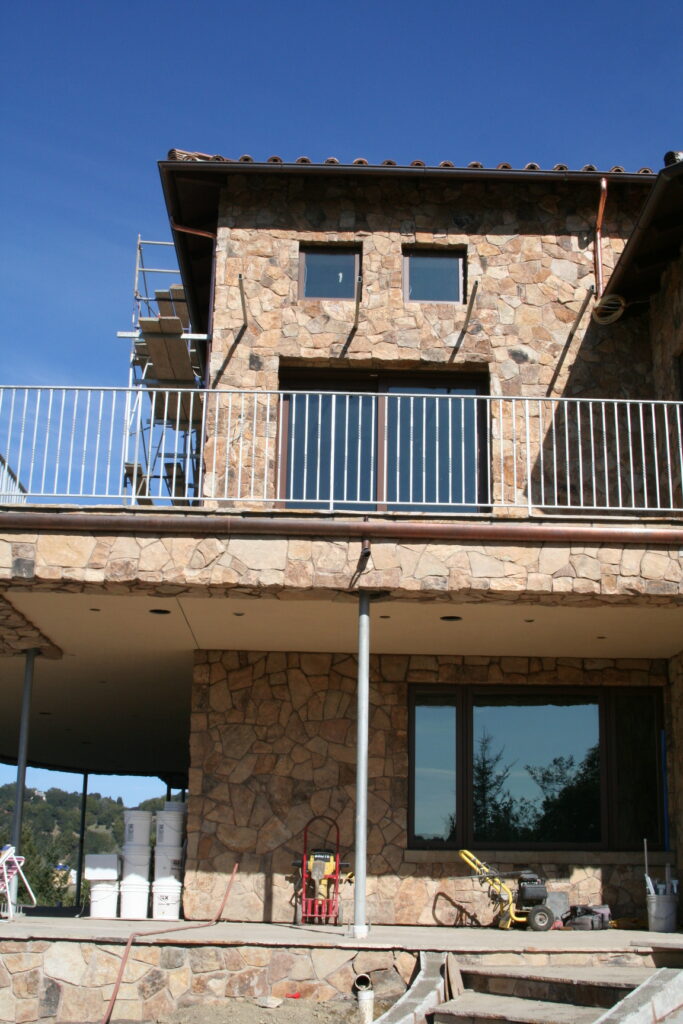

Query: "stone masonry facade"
left=2, top=529, right=682, bottom=604
left=185, top=649, right=669, bottom=926
left=211, top=175, right=650, bottom=399
left=0, top=939, right=417, bottom=1022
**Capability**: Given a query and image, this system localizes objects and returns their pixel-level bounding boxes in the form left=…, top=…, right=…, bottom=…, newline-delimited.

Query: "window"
left=299, top=246, right=360, bottom=300
left=409, top=687, right=662, bottom=850
left=404, top=249, right=464, bottom=302
left=279, top=372, right=488, bottom=512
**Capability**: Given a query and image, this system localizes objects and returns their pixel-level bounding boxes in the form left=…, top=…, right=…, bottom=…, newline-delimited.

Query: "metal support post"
left=11, top=649, right=37, bottom=854
left=75, top=772, right=89, bottom=907
left=10, top=648, right=37, bottom=915
left=353, top=591, right=370, bottom=938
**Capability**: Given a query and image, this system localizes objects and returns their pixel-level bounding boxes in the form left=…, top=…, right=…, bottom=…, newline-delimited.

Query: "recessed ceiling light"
left=233, top=612, right=245, bottom=617
left=149, top=608, right=171, bottom=615
left=440, top=615, right=462, bottom=622
left=379, top=615, right=391, bottom=619
left=89, top=608, right=100, bottom=612
left=524, top=619, right=535, bottom=623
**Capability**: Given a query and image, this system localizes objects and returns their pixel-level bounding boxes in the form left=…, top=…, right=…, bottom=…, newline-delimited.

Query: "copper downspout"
left=594, top=177, right=608, bottom=298
left=2, top=510, right=683, bottom=546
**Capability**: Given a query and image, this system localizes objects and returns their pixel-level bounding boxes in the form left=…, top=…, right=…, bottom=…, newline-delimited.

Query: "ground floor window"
left=409, top=687, right=662, bottom=850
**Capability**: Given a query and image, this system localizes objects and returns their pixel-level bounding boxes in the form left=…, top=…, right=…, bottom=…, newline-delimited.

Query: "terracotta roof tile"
left=165, top=149, right=655, bottom=175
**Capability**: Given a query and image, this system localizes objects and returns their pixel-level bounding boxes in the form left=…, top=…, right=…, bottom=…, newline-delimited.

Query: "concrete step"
left=433, top=991, right=601, bottom=1023
left=460, top=965, right=654, bottom=1009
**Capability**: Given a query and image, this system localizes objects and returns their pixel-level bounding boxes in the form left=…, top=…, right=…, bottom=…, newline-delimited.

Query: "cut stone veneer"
left=210, top=175, right=650, bottom=400
left=0, top=594, right=60, bottom=658
left=185, top=650, right=669, bottom=925
left=1, top=532, right=682, bottom=604
left=651, top=246, right=683, bottom=400
left=0, top=940, right=417, bottom=1022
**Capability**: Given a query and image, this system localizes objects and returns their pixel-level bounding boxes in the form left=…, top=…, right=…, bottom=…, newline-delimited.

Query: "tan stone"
left=59, top=985, right=103, bottom=1022
left=311, top=948, right=354, bottom=980
left=43, top=943, right=87, bottom=984
left=0, top=991, right=13, bottom=1023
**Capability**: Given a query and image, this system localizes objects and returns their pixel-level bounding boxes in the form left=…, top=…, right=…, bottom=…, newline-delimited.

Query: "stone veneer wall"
left=211, top=174, right=650, bottom=400
left=0, top=940, right=417, bottom=1022
left=186, top=650, right=668, bottom=925
left=205, top=175, right=652, bottom=509
left=651, top=246, right=683, bottom=400
left=2, top=532, right=682, bottom=603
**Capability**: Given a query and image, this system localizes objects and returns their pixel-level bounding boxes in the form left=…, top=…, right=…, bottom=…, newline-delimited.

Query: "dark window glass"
left=282, top=375, right=487, bottom=512
left=413, top=699, right=457, bottom=843
left=285, top=390, right=376, bottom=511
left=385, top=384, right=480, bottom=512
left=472, top=697, right=600, bottom=845
left=611, top=692, right=660, bottom=848
left=302, top=248, right=358, bottom=299
left=407, top=252, right=462, bottom=302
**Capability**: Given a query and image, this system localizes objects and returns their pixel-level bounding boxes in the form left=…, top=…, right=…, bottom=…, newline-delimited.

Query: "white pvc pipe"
left=353, top=591, right=370, bottom=939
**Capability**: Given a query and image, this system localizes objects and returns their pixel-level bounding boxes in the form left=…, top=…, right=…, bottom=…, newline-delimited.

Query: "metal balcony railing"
left=0, top=386, right=681, bottom=515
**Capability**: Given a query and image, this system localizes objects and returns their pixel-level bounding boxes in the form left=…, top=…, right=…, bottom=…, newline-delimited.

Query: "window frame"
left=298, top=245, right=362, bottom=301
left=277, top=370, right=490, bottom=512
left=408, top=684, right=663, bottom=852
left=403, top=247, right=466, bottom=304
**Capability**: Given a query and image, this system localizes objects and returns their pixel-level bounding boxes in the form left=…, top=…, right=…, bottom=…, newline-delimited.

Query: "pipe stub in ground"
left=354, top=973, right=372, bottom=992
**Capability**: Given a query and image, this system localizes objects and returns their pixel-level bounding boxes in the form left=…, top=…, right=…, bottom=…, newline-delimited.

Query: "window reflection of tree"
left=463, top=732, right=601, bottom=845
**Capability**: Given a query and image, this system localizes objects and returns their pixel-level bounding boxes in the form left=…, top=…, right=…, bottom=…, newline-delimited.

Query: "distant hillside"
left=0, top=784, right=165, bottom=866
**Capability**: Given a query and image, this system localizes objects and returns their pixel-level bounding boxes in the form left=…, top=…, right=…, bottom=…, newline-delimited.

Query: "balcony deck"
left=1, top=386, right=681, bottom=517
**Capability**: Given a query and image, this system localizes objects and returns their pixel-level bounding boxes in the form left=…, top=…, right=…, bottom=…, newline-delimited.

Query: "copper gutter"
left=594, top=177, right=608, bottom=297
left=2, top=511, right=683, bottom=546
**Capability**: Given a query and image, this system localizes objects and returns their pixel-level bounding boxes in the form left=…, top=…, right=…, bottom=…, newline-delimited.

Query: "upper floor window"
left=404, top=249, right=464, bottom=303
left=299, top=246, right=360, bottom=300
left=279, top=371, right=488, bottom=513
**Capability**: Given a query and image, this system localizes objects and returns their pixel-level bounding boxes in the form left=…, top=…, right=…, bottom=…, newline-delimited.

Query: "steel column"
left=11, top=649, right=37, bottom=854
left=353, top=591, right=370, bottom=938
left=75, top=772, right=89, bottom=907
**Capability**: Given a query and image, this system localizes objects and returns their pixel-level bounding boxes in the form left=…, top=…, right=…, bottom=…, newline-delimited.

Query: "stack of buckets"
left=120, top=809, right=153, bottom=918
left=152, top=802, right=186, bottom=920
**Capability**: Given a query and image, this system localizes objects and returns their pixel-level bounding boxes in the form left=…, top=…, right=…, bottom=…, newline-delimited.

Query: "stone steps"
left=433, top=991, right=601, bottom=1022
left=460, top=965, right=655, bottom=1009
left=431, top=958, right=653, bottom=1024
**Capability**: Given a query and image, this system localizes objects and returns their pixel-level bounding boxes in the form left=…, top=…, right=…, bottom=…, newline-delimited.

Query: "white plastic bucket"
left=164, top=800, right=187, bottom=814
left=154, top=848, right=182, bottom=884
left=89, top=881, right=119, bottom=919
left=122, top=843, right=151, bottom=884
left=123, top=810, right=152, bottom=846
left=84, top=854, right=120, bottom=881
left=156, top=810, right=185, bottom=848
left=120, top=880, right=150, bottom=919
left=152, top=880, right=182, bottom=920
left=647, top=893, right=678, bottom=932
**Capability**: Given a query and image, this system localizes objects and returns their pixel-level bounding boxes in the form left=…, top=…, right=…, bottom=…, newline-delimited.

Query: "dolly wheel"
left=528, top=905, right=554, bottom=931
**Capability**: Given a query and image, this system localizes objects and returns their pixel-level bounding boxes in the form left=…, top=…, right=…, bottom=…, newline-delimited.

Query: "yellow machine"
left=458, top=849, right=554, bottom=931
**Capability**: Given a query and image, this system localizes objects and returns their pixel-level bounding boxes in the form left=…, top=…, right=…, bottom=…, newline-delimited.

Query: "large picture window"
left=409, top=687, right=662, bottom=850
left=279, top=372, right=489, bottom=512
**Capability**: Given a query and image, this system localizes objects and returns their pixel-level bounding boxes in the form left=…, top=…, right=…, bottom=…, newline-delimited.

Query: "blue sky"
left=3, top=0, right=681, bottom=389
left=1, top=0, right=680, bottom=804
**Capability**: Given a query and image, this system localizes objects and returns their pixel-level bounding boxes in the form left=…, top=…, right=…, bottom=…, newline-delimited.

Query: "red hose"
left=100, top=862, right=239, bottom=1024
